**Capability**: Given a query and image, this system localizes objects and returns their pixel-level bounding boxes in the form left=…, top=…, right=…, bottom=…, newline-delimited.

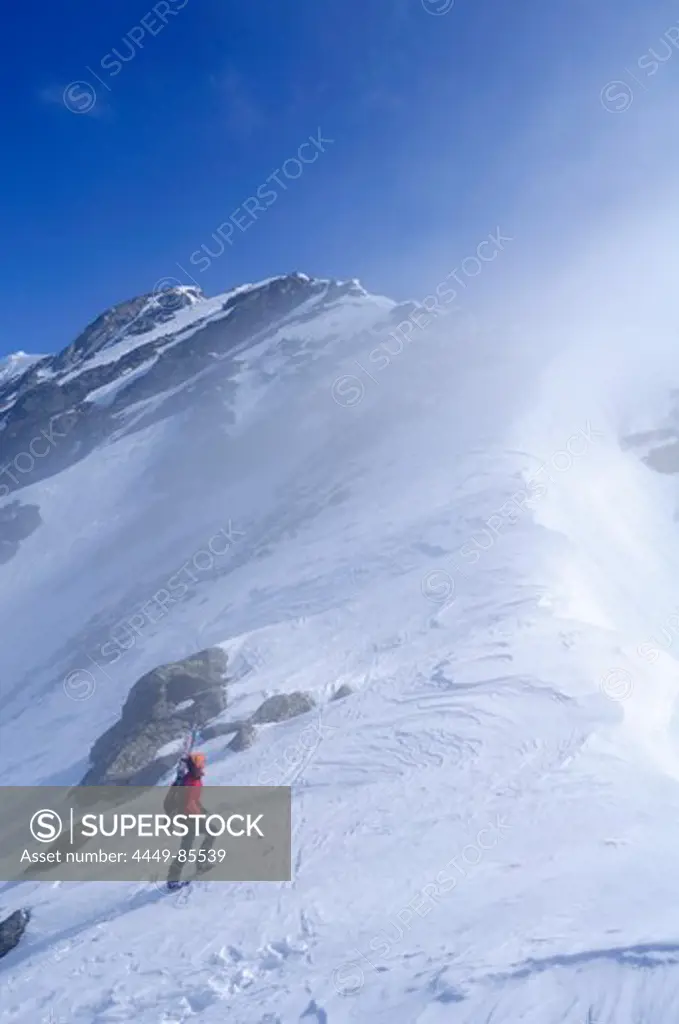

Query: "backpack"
left=162, top=756, right=190, bottom=816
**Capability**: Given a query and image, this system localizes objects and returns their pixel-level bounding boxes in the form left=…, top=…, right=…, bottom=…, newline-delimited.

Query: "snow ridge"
left=3, top=263, right=679, bottom=1022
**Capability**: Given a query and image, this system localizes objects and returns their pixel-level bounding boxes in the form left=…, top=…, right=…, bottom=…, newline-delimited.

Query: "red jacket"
left=182, top=775, right=203, bottom=816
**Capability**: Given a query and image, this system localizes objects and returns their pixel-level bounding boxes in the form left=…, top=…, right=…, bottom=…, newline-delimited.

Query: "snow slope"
left=3, top=240, right=679, bottom=1024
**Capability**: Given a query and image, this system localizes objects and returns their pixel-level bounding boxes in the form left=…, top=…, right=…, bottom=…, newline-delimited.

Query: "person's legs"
left=167, top=830, right=193, bottom=884
left=196, top=829, right=217, bottom=874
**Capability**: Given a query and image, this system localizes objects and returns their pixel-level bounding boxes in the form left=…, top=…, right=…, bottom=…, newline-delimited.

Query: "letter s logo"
left=30, top=809, right=63, bottom=843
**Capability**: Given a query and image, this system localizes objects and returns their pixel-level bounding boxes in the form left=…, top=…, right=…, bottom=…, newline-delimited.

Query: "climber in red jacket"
left=166, top=752, right=216, bottom=888
left=182, top=752, right=206, bottom=815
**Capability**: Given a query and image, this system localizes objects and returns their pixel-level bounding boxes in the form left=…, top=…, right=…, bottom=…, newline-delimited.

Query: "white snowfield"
left=3, top=237, right=679, bottom=1024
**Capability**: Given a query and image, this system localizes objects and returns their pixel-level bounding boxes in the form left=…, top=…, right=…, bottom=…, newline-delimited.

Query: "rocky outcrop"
left=55, top=287, right=203, bottom=368
left=0, top=908, right=30, bottom=960
left=251, top=691, right=316, bottom=725
left=0, top=501, right=42, bottom=564
left=643, top=442, right=679, bottom=474
left=228, top=722, right=257, bottom=752
left=81, top=647, right=228, bottom=785
left=331, top=683, right=353, bottom=701
left=621, top=426, right=679, bottom=475
left=202, top=692, right=316, bottom=757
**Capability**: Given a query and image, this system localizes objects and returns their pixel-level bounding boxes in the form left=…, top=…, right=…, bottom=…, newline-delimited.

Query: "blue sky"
left=0, top=0, right=675, bottom=357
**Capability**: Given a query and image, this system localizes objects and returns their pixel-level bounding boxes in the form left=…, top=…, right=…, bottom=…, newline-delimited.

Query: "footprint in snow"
left=209, top=945, right=245, bottom=966
left=258, top=937, right=309, bottom=970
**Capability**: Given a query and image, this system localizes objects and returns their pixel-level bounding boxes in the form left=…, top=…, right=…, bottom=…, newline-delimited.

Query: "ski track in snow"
left=4, top=281, right=679, bottom=1021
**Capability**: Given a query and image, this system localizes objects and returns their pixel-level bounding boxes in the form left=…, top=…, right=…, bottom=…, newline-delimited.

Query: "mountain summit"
left=0, top=272, right=397, bottom=502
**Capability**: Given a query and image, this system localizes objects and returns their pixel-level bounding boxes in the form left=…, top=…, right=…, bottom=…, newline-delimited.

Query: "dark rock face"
left=642, top=443, right=679, bottom=474
left=55, top=287, right=203, bottom=369
left=331, top=683, right=353, bottom=701
left=228, top=722, right=257, bottom=752
left=82, top=647, right=228, bottom=785
left=221, top=273, right=323, bottom=325
left=251, top=692, right=316, bottom=725
left=621, top=426, right=679, bottom=474
left=0, top=501, right=42, bottom=564
left=0, top=908, right=30, bottom=960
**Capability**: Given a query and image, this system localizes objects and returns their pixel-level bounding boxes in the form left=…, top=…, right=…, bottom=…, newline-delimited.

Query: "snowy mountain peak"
left=0, top=270, right=397, bottom=506
left=0, top=351, right=46, bottom=388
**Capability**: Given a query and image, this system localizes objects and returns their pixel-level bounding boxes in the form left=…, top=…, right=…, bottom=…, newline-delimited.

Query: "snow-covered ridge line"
left=4, top=241, right=679, bottom=1019
left=0, top=271, right=398, bottom=503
